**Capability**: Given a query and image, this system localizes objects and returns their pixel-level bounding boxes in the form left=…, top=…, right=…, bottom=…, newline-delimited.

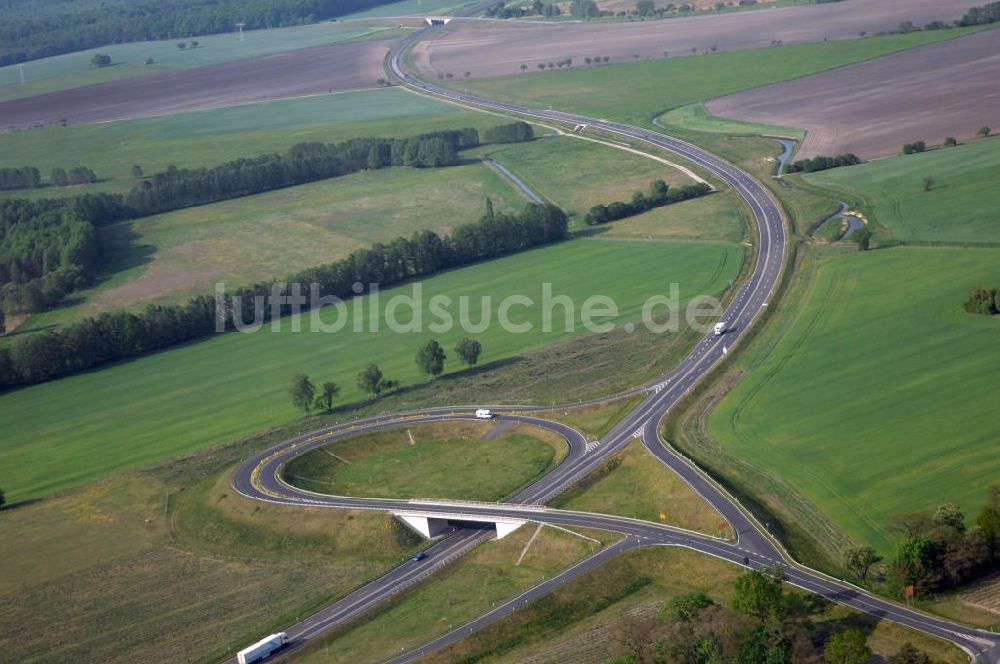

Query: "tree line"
left=485, top=0, right=560, bottom=18
left=0, top=202, right=567, bottom=390
left=786, top=153, right=861, bottom=174
left=0, top=0, right=402, bottom=66
left=0, top=165, right=99, bottom=191
left=584, top=180, right=712, bottom=226
left=957, top=1, right=1000, bottom=26
left=964, top=286, right=999, bottom=316
left=0, top=123, right=533, bottom=317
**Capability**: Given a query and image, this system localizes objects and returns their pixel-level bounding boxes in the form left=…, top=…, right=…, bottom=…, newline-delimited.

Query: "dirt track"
left=707, top=29, right=1000, bottom=159
left=413, top=0, right=982, bottom=79
left=0, top=39, right=393, bottom=130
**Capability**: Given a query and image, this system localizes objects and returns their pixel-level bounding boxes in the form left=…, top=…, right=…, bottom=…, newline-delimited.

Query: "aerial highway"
left=224, top=18, right=1000, bottom=664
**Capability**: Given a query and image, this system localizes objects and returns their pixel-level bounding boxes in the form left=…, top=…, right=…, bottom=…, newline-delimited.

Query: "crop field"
left=13, top=160, right=525, bottom=332
left=0, top=237, right=742, bottom=502
left=0, top=87, right=504, bottom=201
left=284, top=421, right=565, bottom=501
left=708, top=29, right=1000, bottom=159
left=0, top=23, right=390, bottom=103
left=415, top=0, right=980, bottom=81
left=0, top=37, right=396, bottom=130
left=446, top=28, right=979, bottom=123
left=708, top=246, right=1000, bottom=553
left=803, top=137, right=1000, bottom=245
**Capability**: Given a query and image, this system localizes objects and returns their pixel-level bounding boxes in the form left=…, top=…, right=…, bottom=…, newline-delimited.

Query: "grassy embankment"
left=0, top=237, right=743, bottom=503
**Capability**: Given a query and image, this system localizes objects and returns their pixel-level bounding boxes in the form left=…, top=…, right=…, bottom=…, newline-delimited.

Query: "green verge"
left=453, top=28, right=986, bottom=123
left=0, top=238, right=743, bottom=502
left=283, top=421, right=566, bottom=501
left=708, top=246, right=1000, bottom=554
left=804, top=137, right=1000, bottom=246
left=0, top=23, right=391, bottom=103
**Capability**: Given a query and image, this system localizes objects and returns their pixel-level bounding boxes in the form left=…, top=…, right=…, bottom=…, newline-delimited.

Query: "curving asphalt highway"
left=223, top=19, right=1000, bottom=664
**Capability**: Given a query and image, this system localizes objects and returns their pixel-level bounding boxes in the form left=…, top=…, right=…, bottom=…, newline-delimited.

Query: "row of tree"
left=956, top=1, right=1000, bottom=26
left=0, top=166, right=99, bottom=191
left=584, top=180, right=712, bottom=225
left=485, top=0, right=560, bottom=18
left=0, top=0, right=402, bottom=66
left=964, top=286, right=999, bottom=315
left=288, top=337, right=482, bottom=413
left=786, top=153, right=861, bottom=174
left=604, top=564, right=942, bottom=664
left=483, top=121, right=534, bottom=144
left=0, top=202, right=567, bottom=390
left=50, top=166, right=98, bottom=187
left=0, top=167, right=42, bottom=191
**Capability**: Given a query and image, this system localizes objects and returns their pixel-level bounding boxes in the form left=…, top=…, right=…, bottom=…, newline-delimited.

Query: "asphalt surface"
left=222, top=18, right=1000, bottom=664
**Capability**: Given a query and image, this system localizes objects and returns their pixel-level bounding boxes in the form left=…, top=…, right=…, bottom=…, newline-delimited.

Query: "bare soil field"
left=413, top=0, right=981, bottom=79
left=0, top=39, right=393, bottom=130
left=707, top=29, right=1000, bottom=159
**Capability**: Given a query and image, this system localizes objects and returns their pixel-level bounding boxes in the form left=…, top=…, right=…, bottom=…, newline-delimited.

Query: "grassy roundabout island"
left=282, top=421, right=566, bottom=501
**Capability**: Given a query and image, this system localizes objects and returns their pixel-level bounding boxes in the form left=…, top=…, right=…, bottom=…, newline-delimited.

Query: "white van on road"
left=475, top=408, right=494, bottom=419
left=713, top=322, right=726, bottom=336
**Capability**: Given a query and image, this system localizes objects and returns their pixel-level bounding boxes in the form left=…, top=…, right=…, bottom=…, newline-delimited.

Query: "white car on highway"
left=475, top=408, right=493, bottom=419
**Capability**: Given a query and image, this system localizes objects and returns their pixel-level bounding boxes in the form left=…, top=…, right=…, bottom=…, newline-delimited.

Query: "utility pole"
left=236, top=22, right=246, bottom=42
left=18, top=63, right=26, bottom=86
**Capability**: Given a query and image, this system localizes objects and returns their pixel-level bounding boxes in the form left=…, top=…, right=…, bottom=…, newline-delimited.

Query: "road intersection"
left=224, top=19, right=1000, bottom=664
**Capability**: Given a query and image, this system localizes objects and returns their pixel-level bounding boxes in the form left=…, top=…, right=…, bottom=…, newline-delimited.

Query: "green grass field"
left=0, top=238, right=742, bottom=502
left=0, top=23, right=391, bottom=103
left=456, top=29, right=983, bottom=122
left=557, top=440, right=725, bottom=535
left=708, top=246, right=1000, bottom=553
left=284, top=421, right=564, bottom=501
left=12, top=159, right=525, bottom=332
left=0, top=87, right=505, bottom=201
left=804, top=137, right=1000, bottom=245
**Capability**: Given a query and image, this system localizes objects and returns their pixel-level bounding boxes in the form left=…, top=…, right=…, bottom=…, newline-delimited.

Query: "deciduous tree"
left=843, top=545, right=882, bottom=583
left=314, top=381, right=339, bottom=412
left=416, top=339, right=446, bottom=378
left=289, top=373, right=315, bottom=413
left=824, top=629, right=871, bottom=664
left=455, top=337, right=482, bottom=367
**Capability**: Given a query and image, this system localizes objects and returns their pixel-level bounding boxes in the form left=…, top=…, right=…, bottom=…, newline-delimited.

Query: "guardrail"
left=408, top=498, right=547, bottom=512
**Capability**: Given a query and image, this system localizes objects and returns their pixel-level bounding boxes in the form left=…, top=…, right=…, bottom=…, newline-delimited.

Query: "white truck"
left=713, top=322, right=726, bottom=336
left=237, top=632, right=289, bottom=664
left=475, top=408, right=493, bottom=419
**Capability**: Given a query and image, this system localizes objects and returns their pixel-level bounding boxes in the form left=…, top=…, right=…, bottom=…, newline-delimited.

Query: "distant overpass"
left=424, top=16, right=453, bottom=25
